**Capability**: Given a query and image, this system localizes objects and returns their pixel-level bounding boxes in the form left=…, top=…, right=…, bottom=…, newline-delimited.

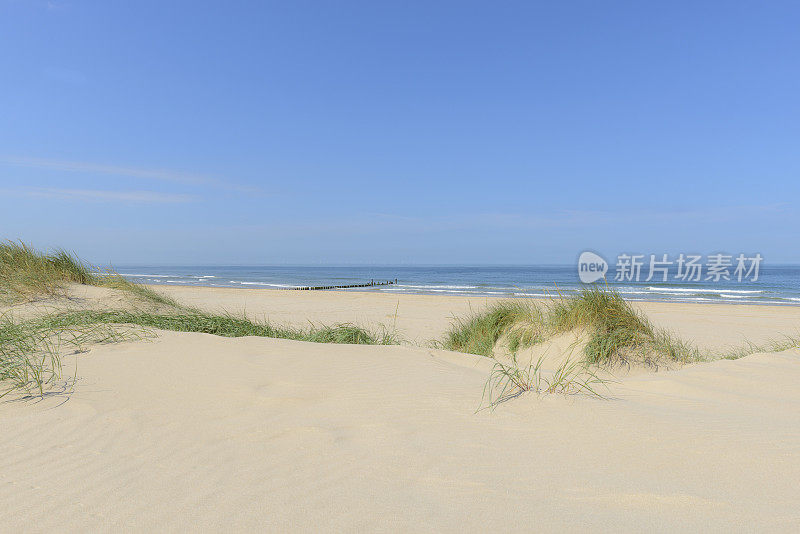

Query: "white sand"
left=1, top=287, right=799, bottom=531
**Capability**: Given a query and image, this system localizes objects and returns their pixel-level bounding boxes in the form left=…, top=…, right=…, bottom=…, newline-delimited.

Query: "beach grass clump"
left=304, top=323, right=399, bottom=345
left=480, top=354, right=609, bottom=408
left=0, top=313, right=145, bottom=398
left=30, top=310, right=400, bottom=346
left=0, top=241, right=176, bottom=307
left=547, top=285, right=687, bottom=365
left=441, top=285, right=699, bottom=366
left=505, top=305, right=547, bottom=354
left=0, top=241, right=98, bottom=302
left=96, top=273, right=179, bottom=307
left=440, top=300, right=540, bottom=357
left=718, top=335, right=800, bottom=361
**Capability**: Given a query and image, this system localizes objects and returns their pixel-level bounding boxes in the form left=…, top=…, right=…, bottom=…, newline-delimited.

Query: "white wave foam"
left=397, top=284, right=479, bottom=290
left=238, top=281, right=299, bottom=288
left=647, top=296, right=792, bottom=305
left=380, top=288, right=506, bottom=295
left=647, top=287, right=763, bottom=294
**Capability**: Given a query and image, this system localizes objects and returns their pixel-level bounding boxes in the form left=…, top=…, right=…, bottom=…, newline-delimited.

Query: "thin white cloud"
left=2, top=187, right=196, bottom=203
left=46, top=1, right=68, bottom=11
left=0, top=155, right=256, bottom=192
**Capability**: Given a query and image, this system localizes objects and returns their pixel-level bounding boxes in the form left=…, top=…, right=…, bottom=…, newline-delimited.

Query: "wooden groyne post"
left=289, top=279, right=398, bottom=291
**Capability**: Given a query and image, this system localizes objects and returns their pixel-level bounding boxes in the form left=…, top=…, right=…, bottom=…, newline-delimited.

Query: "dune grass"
left=480, top=354, right=609, bottom=408
left=33, top=310, right=399, bottom=345
left=0, top=241, right=98, bottom=302
left=0, top=313, right=146, bottom=398
left=439, top=300, right=541, bottom=357
left=450, top=285, right=796, bottom=403
left=443, top=285, right=800, bottom=368
left=0, top=240, right=177, bottom=307
left=477, top=326, right=800, bottom=407
left=441, top=285, right=698, bottom=366
left=96, top=272, right=179, bottom=307
left=548, top=285, right=698, bottom=365
left=718, top=335, right=800, bottom=361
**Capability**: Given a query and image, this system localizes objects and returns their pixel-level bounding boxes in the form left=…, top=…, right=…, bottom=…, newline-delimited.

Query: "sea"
left=114, top=265, right=800, bottom=306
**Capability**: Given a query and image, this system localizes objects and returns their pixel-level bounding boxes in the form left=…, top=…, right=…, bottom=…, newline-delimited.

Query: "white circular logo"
left=578, top=251, right=608, bottom=283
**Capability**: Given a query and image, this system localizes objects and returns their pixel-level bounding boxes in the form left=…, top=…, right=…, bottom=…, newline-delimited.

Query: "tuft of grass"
left=439, top=300, right=538, bottom=357
left=0, top=241, right=176, bottom=307
left=441, top=285, right=699, bottom=366
left=549, top=285, right=651, bottom=363
left=547, top=285, right=696, bottom=365
left=28, top=310, right=400, bottom=346
left=0, top=241, right=98, bottom=302
left=97, top=272, right=179, bottom=307
left=718, top=335, right=800, bottom=361
left=0, top=313, right=146, bottom=398
left=650, top=329, right=700, bottom=363
left=443, top=286, right=800, bottom=406
left=480, top=354, right=609, bottom=409
left=506, top=305, right=546, bottom=354
left=47, top=249, right=96, bottom=285
left=304, top=323, right=399, bottom=345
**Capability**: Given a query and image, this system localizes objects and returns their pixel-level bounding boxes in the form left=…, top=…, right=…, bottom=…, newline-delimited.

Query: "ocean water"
left=115, top=265, right=800, bottom=305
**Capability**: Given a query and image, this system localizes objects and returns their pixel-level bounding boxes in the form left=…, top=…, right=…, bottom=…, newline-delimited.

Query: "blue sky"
left=1, top=1, right=798, bottom=265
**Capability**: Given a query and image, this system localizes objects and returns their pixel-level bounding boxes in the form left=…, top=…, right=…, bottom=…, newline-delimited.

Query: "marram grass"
left=0, top=240, right=176, bottom=307
left=547, top=285, right=699, bottom=366
left=96, top=272, right=179, bottom=307
left=442, top=285, right=709, bottom=366
left=446, top=286, right=800, bottom=403
left=480, top=354, right=610, bottom=409
left=36, top=310, right=399, bottom=345
left=0, top=241, right=98, bottom=302
left=0, top=313, right=147, bottom=398
left=438, top=300, right=540, bottom=358
left=718, top=335, right=800, bottom=361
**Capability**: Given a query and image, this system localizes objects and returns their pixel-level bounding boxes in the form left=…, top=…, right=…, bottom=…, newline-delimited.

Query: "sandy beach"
left=2, top=286, right=799, bottom=531
left=5, top=2, right=799, bottom=531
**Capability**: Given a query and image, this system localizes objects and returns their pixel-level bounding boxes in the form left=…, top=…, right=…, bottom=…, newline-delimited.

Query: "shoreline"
left=146, top=281, right=800, bottom=307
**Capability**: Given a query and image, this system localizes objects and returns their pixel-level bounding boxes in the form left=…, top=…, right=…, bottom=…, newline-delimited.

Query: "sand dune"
left=2, top=289, right=799, bottom=531
left=154, top=286, right=800, bottom=350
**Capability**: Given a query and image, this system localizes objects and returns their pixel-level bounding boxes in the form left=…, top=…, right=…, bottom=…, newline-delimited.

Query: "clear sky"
left=1, top=1, right=798, bottom=265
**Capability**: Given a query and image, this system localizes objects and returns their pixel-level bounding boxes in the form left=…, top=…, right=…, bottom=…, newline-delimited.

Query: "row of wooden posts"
left=289, top=279, right=398, bottom=291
